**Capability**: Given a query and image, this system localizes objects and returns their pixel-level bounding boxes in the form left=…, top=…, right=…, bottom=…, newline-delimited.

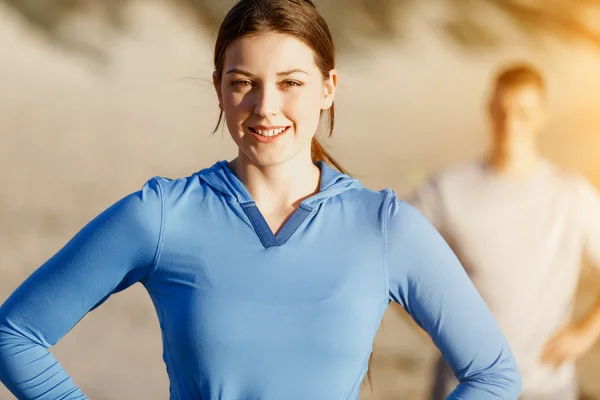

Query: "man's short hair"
left=493, top=63, right=545, bottom=94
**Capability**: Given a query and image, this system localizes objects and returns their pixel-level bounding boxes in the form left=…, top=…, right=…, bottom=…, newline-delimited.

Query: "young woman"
left=0, top=1, right=521, bottom=399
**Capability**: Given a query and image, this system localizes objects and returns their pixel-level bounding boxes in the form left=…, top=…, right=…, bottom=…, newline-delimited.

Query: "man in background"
left=411, top=63, right=600, bottom=400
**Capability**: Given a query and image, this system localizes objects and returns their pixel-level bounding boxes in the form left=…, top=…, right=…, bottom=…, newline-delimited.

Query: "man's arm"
left=541, top=177, right=600, bottom=367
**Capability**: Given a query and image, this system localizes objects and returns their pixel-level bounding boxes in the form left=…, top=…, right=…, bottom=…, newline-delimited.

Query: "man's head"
left=488, top=63, right=546, bottom=155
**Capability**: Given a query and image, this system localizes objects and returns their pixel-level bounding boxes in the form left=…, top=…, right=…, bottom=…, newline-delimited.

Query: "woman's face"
left=215, top=32, right=337, bottom=167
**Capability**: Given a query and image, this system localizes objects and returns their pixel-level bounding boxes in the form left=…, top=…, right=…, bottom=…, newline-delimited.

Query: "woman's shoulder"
left=375, top=188, right=432, bottom=228
left=147, top=174, right=200, bottom=196
left=143, top=164, right=222, bottom=200
left=329, top=181, right=413, bottom=211
left=336, top=185, right=422, bottom=224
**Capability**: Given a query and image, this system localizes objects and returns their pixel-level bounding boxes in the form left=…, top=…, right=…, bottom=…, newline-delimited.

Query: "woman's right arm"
left=0, top=178, right=164, bottom=399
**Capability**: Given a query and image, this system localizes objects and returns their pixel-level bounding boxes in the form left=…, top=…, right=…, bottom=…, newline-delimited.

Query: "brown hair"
left=212, top=0, right=346, bottom=173
left=494, top=63, right=545, bottom=94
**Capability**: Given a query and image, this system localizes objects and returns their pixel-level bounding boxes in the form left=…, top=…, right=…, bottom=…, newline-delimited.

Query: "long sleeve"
left=0, top=178, right=164, bottom=399
left=384, top=193, right=521, bottom=399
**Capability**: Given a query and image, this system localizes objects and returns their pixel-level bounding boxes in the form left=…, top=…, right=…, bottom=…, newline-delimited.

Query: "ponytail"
left=311, top=105, right=347, bottom=174
left=311, top=137, right=346, bottom=174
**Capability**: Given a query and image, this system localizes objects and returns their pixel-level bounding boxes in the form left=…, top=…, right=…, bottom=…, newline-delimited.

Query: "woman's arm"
left=0, top=178, right=164, bottom=399
left=384, top=193, right=521, bottom=399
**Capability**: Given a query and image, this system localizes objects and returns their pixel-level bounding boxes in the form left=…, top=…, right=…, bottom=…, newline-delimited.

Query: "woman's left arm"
left=384, top=193, right=521, bottom=399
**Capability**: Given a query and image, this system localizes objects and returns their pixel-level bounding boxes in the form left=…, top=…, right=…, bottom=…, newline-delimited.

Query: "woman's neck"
left=230, top=149, right=321, bottom=213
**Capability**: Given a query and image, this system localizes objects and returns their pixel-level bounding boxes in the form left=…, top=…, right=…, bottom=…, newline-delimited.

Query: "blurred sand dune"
left=1, top=2, right=600, bottom=399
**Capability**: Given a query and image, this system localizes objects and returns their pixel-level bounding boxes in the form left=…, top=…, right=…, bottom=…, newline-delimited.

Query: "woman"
left=0, top=0, right=521, bottom=399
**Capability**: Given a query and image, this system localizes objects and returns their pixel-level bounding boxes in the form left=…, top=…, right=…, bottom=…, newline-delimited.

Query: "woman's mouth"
left=248, top=126, right=290, bottom=142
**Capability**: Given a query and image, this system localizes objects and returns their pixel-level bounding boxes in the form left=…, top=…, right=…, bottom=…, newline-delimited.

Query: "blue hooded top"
left=0, top=161, right=521, bottom=399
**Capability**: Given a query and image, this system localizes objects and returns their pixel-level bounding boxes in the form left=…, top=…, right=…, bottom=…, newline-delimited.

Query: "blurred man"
left=412, top=63, right=600, bottom=400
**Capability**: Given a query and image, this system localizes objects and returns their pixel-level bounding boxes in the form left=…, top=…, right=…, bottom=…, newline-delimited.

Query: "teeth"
left=254, top=127, right=287, bottom=137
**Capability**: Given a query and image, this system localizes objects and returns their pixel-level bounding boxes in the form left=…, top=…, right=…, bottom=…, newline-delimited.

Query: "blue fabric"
left=0, top=161, right=521, bottom=399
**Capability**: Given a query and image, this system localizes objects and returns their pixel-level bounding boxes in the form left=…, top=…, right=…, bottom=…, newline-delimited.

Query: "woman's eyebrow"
left=224, top=68, right=309, bottom=77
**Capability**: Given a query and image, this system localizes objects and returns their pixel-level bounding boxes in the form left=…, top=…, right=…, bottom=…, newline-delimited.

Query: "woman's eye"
left=232, top=80, right=252, bottom=88
left=281, top=80, right=303, bottom=88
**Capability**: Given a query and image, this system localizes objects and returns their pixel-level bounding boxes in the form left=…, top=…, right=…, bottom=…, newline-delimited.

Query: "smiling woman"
left=216, top=32, right=336, bottom=169
left=212, top=0, right=343, bottom=173
left=0, top=1, right=521, bottom=400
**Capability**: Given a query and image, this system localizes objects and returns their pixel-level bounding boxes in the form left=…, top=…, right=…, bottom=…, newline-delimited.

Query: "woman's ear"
left=213, top=71, right=223, bottom=111
left=321, top=69, right=338, bottom=110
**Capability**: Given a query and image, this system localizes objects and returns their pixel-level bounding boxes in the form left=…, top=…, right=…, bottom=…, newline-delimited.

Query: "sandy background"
left=1, top=1, right=600, bottom=399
